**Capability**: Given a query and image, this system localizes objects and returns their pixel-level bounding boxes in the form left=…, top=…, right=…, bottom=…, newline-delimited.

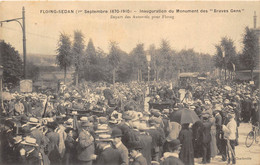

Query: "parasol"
left=169, top=108, right=200, bottom=124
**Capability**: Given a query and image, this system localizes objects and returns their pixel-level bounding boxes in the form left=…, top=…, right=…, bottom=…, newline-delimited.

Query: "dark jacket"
left=178, top=128, right=194, bottom=165
left=116, top=142, right=129, bottom=165
left=139, top=132, right=153, bottom=165
left=132, top=154, right=147, bottom=165
left=215, top=114, right=222, bottom=132
left=160, top=156, right=184, bottom=165
left=201, top=120, right=212, bottom=144
left=96, top=146, right=122, bottom=165
left=77, top=129, right=95, bottom=161
left=46, top=131, right=60, bottom=162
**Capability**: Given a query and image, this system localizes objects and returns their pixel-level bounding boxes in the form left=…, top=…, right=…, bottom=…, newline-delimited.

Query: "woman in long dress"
left=209, top=115, right=218, bottom=158
left=178, top=123, right=194, bottom=165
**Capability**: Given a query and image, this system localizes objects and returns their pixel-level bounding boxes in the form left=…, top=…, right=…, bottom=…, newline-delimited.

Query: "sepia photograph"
left=0, top=1, right=259, bottom=165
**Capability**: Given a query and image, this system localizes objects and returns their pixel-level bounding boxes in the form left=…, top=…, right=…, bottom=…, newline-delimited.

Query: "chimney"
left=254, top=11, right=257, bottom=29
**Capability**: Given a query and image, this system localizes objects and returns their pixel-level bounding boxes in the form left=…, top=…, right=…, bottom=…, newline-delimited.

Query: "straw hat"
left=21, top=137, right=38, bottom=147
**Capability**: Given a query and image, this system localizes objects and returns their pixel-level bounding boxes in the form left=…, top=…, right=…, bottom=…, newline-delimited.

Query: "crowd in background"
left=0, top=80, right=259, bottom=165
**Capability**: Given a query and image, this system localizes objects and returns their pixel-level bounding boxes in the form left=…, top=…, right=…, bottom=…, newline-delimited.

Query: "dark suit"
left=160, top=156, right=184, bottom=165
left=132, top=154, right=147, bottom=165
left=95, top=146, right=122, bottom=165
left=215, top=113, right=222, bottom=154
left=31, top=128, right=45, bottom=147
left=139, top=132, right=153, bottom=165
left=22, top=149, right=41, bottom=165
left=46, top=131, right=61, bottom=164
left=116, top=142, right=129, bottom=165
left=77, top=130, right=95, bottom=163
left=147, top=128, right=164, bottom=162
left=118, top=122, right=131, bottom=147
left=201, top=120, right=212, bottom=163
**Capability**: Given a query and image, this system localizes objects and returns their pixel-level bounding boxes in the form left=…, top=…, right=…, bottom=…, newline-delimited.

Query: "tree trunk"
left=140, top=69, right=142, bottom=81
left=251, top=69, right=253, bottom=81
left=113, top=68, right=115, bottom=84
left=75, top=69, right=79, bottom=87
left=137, top=69, right=140, bottom=82
left=64, top=66, right=67, bottom=84
left=224, top=68, right=226, bottom=82
left=156, top=69, right=159, bottom=81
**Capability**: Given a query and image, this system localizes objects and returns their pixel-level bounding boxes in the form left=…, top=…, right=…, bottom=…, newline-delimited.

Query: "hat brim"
left=21, top=141, right=38, bottom=147
left=96, top=138, right=113, bottom=142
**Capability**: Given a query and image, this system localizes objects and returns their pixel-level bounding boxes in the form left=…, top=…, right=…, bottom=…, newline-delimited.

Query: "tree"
left=240, top=27, right=259, bottom=80
left=72, top=30, right=85, bottom=86
left=108, top=41, right=121, bottom=84
left=158, top=39, right=172, bottom=80
left=148, top=44, right=158, bottom=81
left=130, top=43, right=147, bottom=81
left=214, top=37, right=237, bottom=80
left=56, top=33, right=72, bottom=84
left=0, top=40, right=23, bottom=85
left=86, top=39, right=97, bottom=65
left=221, top=37, right=237, bottom=72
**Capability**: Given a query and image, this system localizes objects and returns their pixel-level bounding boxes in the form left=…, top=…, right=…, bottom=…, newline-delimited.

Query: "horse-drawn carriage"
left=148, top=100, right=175, bottom=111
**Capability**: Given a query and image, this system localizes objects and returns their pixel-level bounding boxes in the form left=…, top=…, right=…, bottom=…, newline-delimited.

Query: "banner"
left=20, top=79, right=33, bottom=93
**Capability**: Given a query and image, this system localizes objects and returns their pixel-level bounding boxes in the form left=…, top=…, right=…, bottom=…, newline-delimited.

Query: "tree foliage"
left=108, top=41, right=121, bottom=84
left=130, top=43, right=147, bottom=81
left=56, top=32, right=72, bottom=82
left=53, top=34, right=216, bottom=83
left=214, top=37, right=237, bottom=71
left=72, top=30, right=85, bottom=85
left=240, top=27, right=259, bottom=72
left=0, top=40, right=23, bottom=85
left=86, top=39, right=97, bottom=65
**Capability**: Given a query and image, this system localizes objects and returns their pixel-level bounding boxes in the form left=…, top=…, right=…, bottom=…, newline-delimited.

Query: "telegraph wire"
left=1, top=26, right=57, bottom=40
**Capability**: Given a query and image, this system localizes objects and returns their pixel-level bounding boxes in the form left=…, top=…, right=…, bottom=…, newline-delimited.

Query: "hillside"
left=27, top=53, right=57, bottom=66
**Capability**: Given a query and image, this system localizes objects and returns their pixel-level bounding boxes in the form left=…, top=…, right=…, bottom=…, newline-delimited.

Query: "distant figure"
left=178, top=123, right=194, bottom=165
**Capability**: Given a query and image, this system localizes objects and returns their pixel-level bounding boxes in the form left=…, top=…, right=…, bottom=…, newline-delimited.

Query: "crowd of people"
left=0, top=80, right=259, bottom=165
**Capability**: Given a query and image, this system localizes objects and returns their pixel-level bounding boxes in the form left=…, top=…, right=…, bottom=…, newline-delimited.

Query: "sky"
left=0, top=1, right=259, bottom=56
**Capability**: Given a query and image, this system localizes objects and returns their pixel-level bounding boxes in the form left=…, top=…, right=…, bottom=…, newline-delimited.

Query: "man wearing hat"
left=46, top=121, right=61, bottom=164
left=14, top=98, right=25, bottom=116
left=19, top=137, right=45, bottom=165
left=222, top=112, right=237, bottom=164
left=147, top=117, right=165, bottom=162
left=213, top=106, right=222, bottom=155
left=118, top=112, right=133, bottom=148
left=28, top=119, right=48, bottom=153
left=111, top=128, right=129, bottom=165
left=77, top=122, right=95, bottom=165
left=95, top=137, right=123, bottom=165
left=200, top=113, right=212, bottom=164
left=160, top=139, right=184, bottom=165
left=129, top=141, right=147, bottom=165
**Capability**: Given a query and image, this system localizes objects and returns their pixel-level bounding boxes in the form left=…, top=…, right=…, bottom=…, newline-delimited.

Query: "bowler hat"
left=111, top=128, right=123, bottom=138
left=20, top=115, right=29, bottom=124
left=168, top=139, right=181, bottom=151
left=21, top=126, right=31, bottom=136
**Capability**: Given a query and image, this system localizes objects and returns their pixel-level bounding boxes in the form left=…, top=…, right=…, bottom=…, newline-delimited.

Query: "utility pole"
left=22, top=7, right=27, bottom=79
left=254, top=11, right=257, bottom=29
left=0, top=7, right=27, bottom=78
